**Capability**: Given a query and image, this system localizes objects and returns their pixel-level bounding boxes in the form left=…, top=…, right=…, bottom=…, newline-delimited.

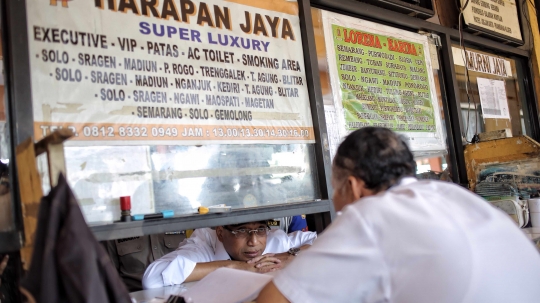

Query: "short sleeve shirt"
left=273, top=178, right=540, bottom=303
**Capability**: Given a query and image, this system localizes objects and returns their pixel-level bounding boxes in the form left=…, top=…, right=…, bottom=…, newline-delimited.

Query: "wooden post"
left=15, top=139, right=43, bottom=270
left=15, top=129, right=73, bottom=269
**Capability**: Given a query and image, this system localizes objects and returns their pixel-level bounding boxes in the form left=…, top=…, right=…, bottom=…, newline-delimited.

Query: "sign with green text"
left=322, top=11, right=445, bottom=153
left=331, top=24, right=436, bottom=133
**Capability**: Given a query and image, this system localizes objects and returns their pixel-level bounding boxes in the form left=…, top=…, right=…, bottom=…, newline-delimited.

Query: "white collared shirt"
left=142, top=228, right=316, bottom=289
left=273, top=178, right=540, bottom=303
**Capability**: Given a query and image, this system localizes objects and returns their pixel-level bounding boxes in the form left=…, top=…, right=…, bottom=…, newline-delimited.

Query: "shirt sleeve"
left=287, top=230, right=316, bottom=247
left=272, top=207, right=390, bottom=303
left=142, top=229, right=216, bottom=289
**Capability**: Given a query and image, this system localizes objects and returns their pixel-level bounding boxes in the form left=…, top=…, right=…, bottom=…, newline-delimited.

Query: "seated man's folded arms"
left=142, top=221, right=316, bottom=289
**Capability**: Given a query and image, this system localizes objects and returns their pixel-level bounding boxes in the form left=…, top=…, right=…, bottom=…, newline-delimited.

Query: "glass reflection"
left=65, top=144, right=320, bottom=223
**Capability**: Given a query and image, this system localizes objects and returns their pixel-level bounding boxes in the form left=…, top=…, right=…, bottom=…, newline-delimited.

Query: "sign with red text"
left=26, top=0, right=314, bottom=144
left=322, top=11, right=445, bottom=153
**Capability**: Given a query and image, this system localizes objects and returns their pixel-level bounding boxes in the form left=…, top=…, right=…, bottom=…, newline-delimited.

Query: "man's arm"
left=142, top=228, right=283, bottom=288
left=260, top=208, right=388, bottom=303
left=247, top=244, right=311, bottom=269
left=247, top=229, right=316, bottom=271
left=257, top=281, right=290, bottom=303
left=287, top=230, right=317, bottom=247
left=185, top=259, right=281, bottom=282
left=184, top=261, right=233, bottom=282
left=143, top=229, right=216, bottom=288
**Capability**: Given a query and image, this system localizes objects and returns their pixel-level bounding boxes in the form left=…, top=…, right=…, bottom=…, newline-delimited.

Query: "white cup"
left=528, top=198, right=540, bottom=213
left=531, top=213, right=540, bottom=227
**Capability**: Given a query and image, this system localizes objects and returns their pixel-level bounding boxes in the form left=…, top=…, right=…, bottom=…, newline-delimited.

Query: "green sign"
left=331, top=24, right=436, bottom=132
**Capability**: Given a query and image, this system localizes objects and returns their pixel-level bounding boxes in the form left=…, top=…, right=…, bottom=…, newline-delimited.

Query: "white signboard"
left=321, top=11, right=446, bottom=153
left=452, top=47, right=513, bottom=78
left=26, top=0, right=314, bottom=145
left=461, top=0, right=523, bottom=42
left=477, top=78, right=510, bottom=119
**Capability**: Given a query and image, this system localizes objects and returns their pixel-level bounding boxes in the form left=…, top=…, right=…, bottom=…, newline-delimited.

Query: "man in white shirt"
left=142, top=221, right=316, bottom=289
left=258, top=127, right=540, bottom=303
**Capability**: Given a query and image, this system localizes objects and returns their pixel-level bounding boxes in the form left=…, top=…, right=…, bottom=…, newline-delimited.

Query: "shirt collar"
left=389, top=177, right=418, bottom=191
left=398, top=176, right=418, bottom=186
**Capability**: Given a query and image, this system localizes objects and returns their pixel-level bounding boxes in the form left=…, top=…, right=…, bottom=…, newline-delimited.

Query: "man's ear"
left=349, top=176, right=377, bottom=199
left=348, top=176, right=365, bottom=201
left=216, top=226, right=224, bottom=243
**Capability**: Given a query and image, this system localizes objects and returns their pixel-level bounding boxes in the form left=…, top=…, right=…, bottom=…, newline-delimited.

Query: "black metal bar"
left=0, top=232, right=22, bottom=254
left=0, top=252, right=23, bottom=303
left=298, top=0, right=335, bottom=213
left=1, top=0, right=32, bottom=250
left=310, top=0, right=529, bottom=57
left=439, top=34, right=468, bottom=187
left=516, top=1, right=540, bottom=141
left=536, top=0, right=540, bottom=24
left=90, top=200, right=334, bottom=241
left=536, top=0, right=540, bottom=23
left=358, top=0, right=435, bottom=19
left=2, top=0, right=35, bottom=145
left=516, top=0, right=531, bottom=49
left=519, top=59, right=540, bottom=141
left=434, top=40, right=461, bottom=186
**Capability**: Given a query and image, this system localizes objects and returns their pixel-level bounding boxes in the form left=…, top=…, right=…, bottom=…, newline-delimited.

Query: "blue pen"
left=132, top=210, right=174, bottom=221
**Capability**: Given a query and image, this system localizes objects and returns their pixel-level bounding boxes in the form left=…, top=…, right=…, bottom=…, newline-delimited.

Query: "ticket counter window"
left=452, top=46, right=530, bottom=142
left=311, top=8, right=451, bottom=181
left=34, top=144, right=321, bottom=223
left=25, top=0, right=322, bottom=224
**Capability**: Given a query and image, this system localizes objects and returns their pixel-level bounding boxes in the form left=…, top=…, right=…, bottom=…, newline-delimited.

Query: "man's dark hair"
left=333, top=127, right=416, bottom=192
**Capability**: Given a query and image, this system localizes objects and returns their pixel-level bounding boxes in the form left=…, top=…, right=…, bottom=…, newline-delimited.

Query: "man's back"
left=361, top=178, right=540, bottom=302
left=272, top=178, right=540, bottom=303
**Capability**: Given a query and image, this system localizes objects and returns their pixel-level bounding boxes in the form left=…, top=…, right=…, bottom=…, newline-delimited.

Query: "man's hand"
left=187, top=258, right=281, bottom=283
left=248, top=245, right=311, bottom=272
left=231, top=258, right=281, bottom=273
left=247, top=252, right=294, bottom=271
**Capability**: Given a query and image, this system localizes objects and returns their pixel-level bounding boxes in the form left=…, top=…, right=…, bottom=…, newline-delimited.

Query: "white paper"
left=324, top=105, right=341, bottom=161
left=461, top=0, right=522, bottom=41
left=181, top=268, right=273, bottom=303
left=477, top=78, right=510, bottom=119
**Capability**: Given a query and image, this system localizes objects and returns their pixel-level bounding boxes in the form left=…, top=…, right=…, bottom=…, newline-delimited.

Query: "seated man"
left=258, top=127, right=540, bottom=303
left=142, top=221, right=316, bottom=289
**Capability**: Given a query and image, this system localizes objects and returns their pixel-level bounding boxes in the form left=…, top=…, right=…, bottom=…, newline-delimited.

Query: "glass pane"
left=0, top=34, right=14, bottom=232
left=415, top=67, right=451, bottom=182
left=452, top=46, right=527, bottom=142
left=65, top=144, right=320, bottom=223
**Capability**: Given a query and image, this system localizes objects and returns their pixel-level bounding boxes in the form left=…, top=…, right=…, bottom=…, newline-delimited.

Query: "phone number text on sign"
left=35, top=123, right=315, bottom=142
